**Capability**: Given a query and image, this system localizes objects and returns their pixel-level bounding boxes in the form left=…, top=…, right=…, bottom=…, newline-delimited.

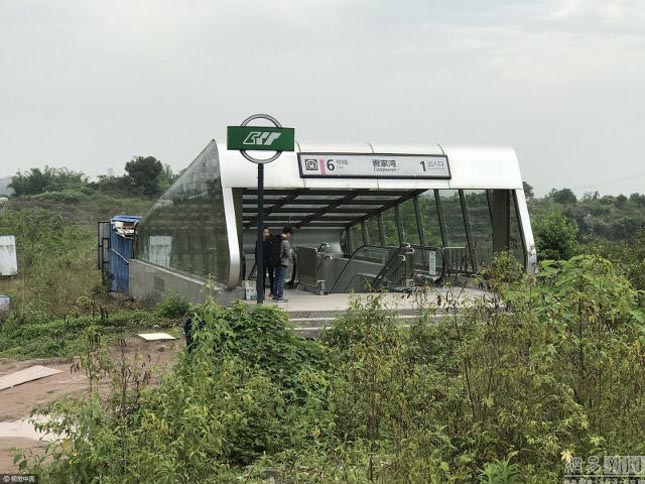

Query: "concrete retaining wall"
left=128, top=259, right=243, bottom=305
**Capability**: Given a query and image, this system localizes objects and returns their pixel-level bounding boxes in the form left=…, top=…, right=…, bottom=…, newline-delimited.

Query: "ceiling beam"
left=244, top=214, right=357, bottom=222
left=243, top=189, right=307, bottom=229
left=347, top=189, right=426, bottom=229
left=245, top=198, right=393, bottom=206
left=294, top=190, right=368, bottom=229
left=247, top=223, right=347, bottom=229
left=244, top=207, right=373, bottom=214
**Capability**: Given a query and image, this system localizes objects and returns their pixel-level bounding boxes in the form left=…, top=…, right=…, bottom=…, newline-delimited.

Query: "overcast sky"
left=1, top=0, right=644, bottom=195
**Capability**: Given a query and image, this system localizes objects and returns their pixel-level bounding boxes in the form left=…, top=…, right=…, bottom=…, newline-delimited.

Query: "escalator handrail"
left=329, top=244, right=468, bottom=293
left=369, top=244, right=454, bottom=291
left=328, top=244, right=393, bottom=293
left=370, top=248, right=407, bottom=291
left=408, top=244, right=476, bottom=277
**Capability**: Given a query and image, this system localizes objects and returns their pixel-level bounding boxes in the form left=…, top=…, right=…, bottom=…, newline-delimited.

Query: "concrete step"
left=289, top=311, right=449, bottom=338
left=264, top=287, right=485, bottom=338
left=286, top=306, right=453, bottom=320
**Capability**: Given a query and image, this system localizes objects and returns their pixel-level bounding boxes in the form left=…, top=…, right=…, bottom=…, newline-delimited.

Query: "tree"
left=158, top=164, right=178, bottom=191
left=9, top=166, right=88, bottom=196
left=533, top=211, right=578, bottom=260
left=125, top=156, right=163, bottom=196
left=615, top=194, right=627, bottom=209
left=548, top=188, right=577, bottom=205
left=617, top=228, right=645, bottom=291
left=522, top=181, right=534, bottom=200
left=628, top=193, right=645, bottom=208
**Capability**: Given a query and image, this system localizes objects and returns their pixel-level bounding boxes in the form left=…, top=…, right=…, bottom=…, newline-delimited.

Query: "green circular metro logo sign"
left=227, top=126, right=295, bottom=152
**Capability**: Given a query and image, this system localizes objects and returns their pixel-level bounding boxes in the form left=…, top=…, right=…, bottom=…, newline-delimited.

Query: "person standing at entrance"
left=265, top=227, right=279, bottom=298
left=273, top=225, right=292, bottom=302
left=256, top=227, right=276, bottom=298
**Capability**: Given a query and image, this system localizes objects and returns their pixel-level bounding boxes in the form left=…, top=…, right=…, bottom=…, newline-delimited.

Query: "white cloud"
left=550, top=0, right=645, bottom=29
left=552, top=0, right=640, bottom=19
left=0, top=0, right=644, bottom=195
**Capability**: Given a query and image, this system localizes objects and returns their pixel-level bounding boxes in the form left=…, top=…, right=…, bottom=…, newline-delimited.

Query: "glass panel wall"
left=349, top=224, right=363, bottom=250
left=381, top=208, right=400, bottom=246
left=398, top=198, right=421, bottom=245
left=418, top=191, right=443, bottom=247
left=437, top=190, right=471, bottom=273
left=340, top=188, right=525, bottom=277
left=439, top=190, right=467, bottom=248
left=365, top=218, right=381, bottom=246
left=135, top=141, right=230, bottom=284
left=463, top=190, right=494, bottom=269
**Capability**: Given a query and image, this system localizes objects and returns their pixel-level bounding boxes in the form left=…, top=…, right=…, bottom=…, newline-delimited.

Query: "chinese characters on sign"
left=563, top=455, right=645, bottom=483
left=298, top=153, right=451, bottom=179
left=0, top=475, right=38, bottom=483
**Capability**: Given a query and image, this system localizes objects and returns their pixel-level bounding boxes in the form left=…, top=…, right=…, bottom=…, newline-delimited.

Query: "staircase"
left=287, top=306, right=461, bottom=338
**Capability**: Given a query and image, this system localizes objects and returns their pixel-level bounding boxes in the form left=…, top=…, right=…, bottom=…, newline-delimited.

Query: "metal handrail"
left=370, top=247, right=409, bottom=291
left=329, top=243, right=449, bottom=293
left=328, top=244, right=392, bottom=293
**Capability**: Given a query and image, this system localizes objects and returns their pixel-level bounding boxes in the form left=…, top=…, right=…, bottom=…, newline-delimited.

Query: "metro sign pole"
left=228, top=115, right=295, bottom=304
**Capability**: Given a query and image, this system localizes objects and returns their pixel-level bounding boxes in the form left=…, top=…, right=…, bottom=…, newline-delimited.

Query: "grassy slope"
left=0, top=192, right=173, bottom=360
left=5, top=190, right=154, bottom=227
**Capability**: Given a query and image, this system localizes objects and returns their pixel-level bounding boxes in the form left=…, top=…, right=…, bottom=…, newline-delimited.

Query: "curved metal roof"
left=217, top=140, right=524, bottom=191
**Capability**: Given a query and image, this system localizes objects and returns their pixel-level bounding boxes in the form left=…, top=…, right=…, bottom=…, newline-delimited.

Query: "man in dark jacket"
left=272, top=225, right=292, bottom=302
left=255, top=226, right=276, bottom=298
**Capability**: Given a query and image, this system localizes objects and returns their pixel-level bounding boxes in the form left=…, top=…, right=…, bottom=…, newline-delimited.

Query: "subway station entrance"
left=241, top=186, right=531, bottom=295
left=131, top=140, right=536, bottom=305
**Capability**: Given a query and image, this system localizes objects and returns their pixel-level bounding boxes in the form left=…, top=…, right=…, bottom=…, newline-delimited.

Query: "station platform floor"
left=257, top=286, right=486, bottom=312
left=245, top=286, right=488, bottom=336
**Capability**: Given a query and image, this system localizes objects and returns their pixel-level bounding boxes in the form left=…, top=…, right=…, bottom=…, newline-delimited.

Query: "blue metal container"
left=109, top=215, right=141, bottom=294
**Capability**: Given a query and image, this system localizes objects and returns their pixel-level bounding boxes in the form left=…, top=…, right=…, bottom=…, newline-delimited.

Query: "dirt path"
left=0, top=337, right=184, bottom=473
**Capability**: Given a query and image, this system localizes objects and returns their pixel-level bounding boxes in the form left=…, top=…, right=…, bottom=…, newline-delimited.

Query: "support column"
left=394, top=205, right=404, bottom=245
left=413, top=195, right=426, bottom=247
left=377, top=213, right=386, bottom=246
left=361, top=220, right=370, bottom=245
left=346, top=227, right=354, bottom=254
left=459, top=190, right=477, bottom=272
left=491, top=189, right=511, bottom=253
left=434, top=190, right=448, bottom=248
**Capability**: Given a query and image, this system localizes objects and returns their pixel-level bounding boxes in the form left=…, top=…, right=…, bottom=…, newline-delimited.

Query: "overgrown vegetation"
left=0, top=205, right=155, bottom=359
left=0, top=309, right=160, bottom=359
left=157, top=292, right=191, bottom=319
left=0, top=208, right=99, bottom=320
left=1, top=170, right=644, bottom=481
left=529, top=185, right=645, bottom=245
left=9, top=167, right=89, bottom=196
left=14, top=253, right=644, bottom=483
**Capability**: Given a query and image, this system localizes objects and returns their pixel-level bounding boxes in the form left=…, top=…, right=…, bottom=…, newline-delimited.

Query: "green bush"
left=613, top=228, right=645, bottom=292
left=533, top=210, right=579, bottom=261
left=19, top=301, right=333, bottom=482
left=156, top=292, right=190, bottom=319
left=479, top=454, right=522, bottom=484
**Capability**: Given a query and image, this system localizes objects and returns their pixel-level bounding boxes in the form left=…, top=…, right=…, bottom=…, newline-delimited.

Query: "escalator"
left=284, top=243, right=473, bottom=295
left=328, top=244, right=450, bottom=294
